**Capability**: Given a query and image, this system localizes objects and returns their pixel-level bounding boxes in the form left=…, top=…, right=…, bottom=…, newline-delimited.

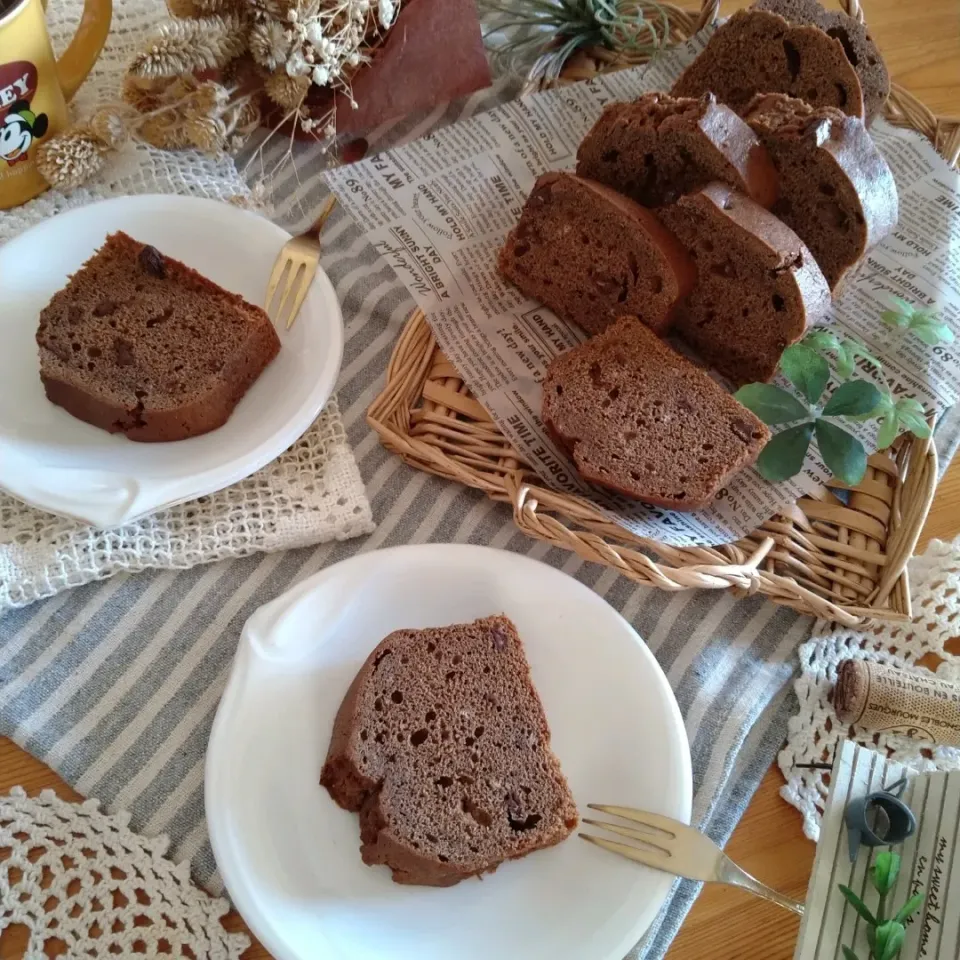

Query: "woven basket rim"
left=367, top=0, right=951, bottom=625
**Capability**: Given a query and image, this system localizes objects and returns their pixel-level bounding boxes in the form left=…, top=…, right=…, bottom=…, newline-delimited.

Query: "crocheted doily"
left=0, top=396, right=375, bottom=611
left=0, top=787, right=248, bottom=959
left=779, top=535, right=960, bottom=841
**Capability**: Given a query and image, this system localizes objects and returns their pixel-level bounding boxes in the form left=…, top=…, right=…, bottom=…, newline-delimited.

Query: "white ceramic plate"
left=206, top=544, right=692, bottom=960
left=0, top=195, right=343, bottom=527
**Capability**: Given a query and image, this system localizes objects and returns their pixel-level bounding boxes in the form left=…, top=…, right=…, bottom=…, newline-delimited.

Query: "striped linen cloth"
left=4, top=74, right=957, bottom=960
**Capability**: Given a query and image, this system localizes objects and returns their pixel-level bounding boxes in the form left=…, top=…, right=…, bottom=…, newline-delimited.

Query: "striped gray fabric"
left=5, top=69, right=956, bottom=959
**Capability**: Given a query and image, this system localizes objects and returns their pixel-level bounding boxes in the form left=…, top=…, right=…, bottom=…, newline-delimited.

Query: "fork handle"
left=716, top=853, right=805, bottom=916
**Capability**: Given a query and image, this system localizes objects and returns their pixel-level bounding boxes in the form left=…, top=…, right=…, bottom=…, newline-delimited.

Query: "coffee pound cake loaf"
left=498, top=171, right=695, bottom=336
left=744, top=93, right=897, bottom=291
left=37, top=232, right=280, bottom=442
left=659, top=183, right=831, bottom=385
left=542, top=318, right=769, bottom=509
left=321, top=615, right=578, bottom=887
left=577, top=92, right=779, bottom=209
left=754, top=0, right=890, bottom=125
left=671, top=9, right=865, bottom=121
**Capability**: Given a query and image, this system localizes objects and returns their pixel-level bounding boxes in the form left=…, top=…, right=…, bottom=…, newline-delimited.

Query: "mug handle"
left=54, top=0, right=113, bottom=103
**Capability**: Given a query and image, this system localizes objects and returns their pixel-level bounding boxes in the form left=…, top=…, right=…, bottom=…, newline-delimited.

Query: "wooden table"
left=2, top=2, right=959, bottom=956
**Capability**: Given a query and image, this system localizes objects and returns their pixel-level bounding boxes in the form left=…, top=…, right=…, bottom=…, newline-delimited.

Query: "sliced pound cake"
left=671, top=9, right=865, bottom=121
left=320, top=615, right=579, bottom=887
left=577, top=92, right=779, bottom=209
left=754, top=0, right=889, bottom=125
left=541, top=318, right=770, bottom=510
left=37, top=232, right=280, bottom=442
left=744, top=93, right=897, bottom=291
left=658, top=182, right=831, bottom=385
left=498, top=171, right=695, bottom=336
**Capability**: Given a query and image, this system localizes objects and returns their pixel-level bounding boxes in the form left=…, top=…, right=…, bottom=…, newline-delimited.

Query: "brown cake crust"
left=753, top=0, right=890, bottom=125
left=743, top=92, right=898, bottom=291
left=320, top=615, right=579, bottom=887
left=498, top=171, right=695, bottom=337
left=658, top=182, right=831, bottom=385
left=671, top=9, right=865, bottom=121
left=541, top=318, right=770, bottom=510
left=576, top=92, right=779, bottom=209
left=36, top=232, right=280, bottom=443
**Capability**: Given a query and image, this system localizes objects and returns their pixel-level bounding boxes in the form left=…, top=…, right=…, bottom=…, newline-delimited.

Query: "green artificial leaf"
left=816, top=419, right=868, bottom=485
left=841, top=948, right=861, bottom=960
left=847, top=336, right=885, bottom=373
left=734, top=383, right=809, bottom=425
left=823, top=380, right=883, bottom=417
left=873, top=852, right=901, bottom=896
left=909, top=316, right=955, bottom=346
left=873, top=920, right=906, bottom=960
left=867, top=925, right=877, bottom=950
left=757, top=422, right=815, bottom=482
left=881, top=309, right=910, bottom=330
left=804, top=329, right=845, bottom=355
left=781, top=343, right=831, bottom=404
left=895, top=398, right=932, bottom=439
left=836, top=343, right=856, bottom=379
left=877, top=411, right=899, bottom=450
left=894, top=893, right=925, bottom=924
left=839, top=884, right=878, bottom=926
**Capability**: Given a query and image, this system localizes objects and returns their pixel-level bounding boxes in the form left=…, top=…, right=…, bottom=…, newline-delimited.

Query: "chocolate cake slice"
left=671, top=8, right=865, bottom=121
left=658, top=182, right=831, bottom=384
left=36, top=232, right=280, bottom=442
left=541, top=318, right=770, bottom=510
left=320, top=615, right=579, bottom=887
left=744, top=92, right=897, bottom=291
left=753, top=0, right=890, bottom=125
left=577, top=92, right=779, bottom=209
left=498, top=171, right=695, bottom=337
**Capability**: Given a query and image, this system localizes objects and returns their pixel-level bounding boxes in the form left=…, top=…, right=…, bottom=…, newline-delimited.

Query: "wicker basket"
left=368, top=0, right=960, bottom=626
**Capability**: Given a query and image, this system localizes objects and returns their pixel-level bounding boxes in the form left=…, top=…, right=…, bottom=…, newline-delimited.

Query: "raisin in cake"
left=744, top=93, right=897, bottom=291
left=754, top=0, right=889, bottom=125
left=37, top=232, right=280, bottom=442
left=671, top=9, right=865, bottom=121
left=321, top=615, right=579, bottom=887
left=577, top=92, right=779, bottom=209
left=658, top=182, right=831, bottom=384
left=541, top=318, right=770, bottom=510
left=498, top=171, right=695, bottom=337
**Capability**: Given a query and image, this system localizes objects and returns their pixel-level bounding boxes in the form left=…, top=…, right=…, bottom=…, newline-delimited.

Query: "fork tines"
left=579, top=804, right=676, bottom=867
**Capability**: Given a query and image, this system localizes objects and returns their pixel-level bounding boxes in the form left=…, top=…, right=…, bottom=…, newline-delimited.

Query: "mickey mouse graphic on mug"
left=0, top=98, right=48, bottom=165
left=0, top=60, right=48, bottom=168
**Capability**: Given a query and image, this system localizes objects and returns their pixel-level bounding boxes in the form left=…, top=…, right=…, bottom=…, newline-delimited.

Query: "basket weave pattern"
left=368, top=0, right=958, bottom=626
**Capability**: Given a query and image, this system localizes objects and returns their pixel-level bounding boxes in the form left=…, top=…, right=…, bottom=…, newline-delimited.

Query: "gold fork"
left=265, top=196, right=337, bottom=330
left=581, top=805, right=805, bottom=916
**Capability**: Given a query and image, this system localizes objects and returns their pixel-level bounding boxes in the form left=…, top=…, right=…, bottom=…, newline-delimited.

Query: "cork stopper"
left=833, top=659, right=869, bottom=724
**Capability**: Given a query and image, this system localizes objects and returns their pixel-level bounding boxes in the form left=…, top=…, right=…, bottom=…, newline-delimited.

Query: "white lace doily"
left=1, top=396, right=374, bottom=611
left=0, top=787, right=249, bottom=959
left=779, top=535, right=960, bottom=840
left=0, top=0, right=374, bottom=611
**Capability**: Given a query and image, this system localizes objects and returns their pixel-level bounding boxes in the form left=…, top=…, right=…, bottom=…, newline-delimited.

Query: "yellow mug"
left=0, top=0, right=111, bottom=209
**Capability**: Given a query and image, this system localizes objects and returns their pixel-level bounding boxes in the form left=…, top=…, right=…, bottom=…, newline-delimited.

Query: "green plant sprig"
left=479, top=0, right=670, bottom=79
left=735, top=298, right=952, bottom=486
left=838, top=852, right=924, bottom=960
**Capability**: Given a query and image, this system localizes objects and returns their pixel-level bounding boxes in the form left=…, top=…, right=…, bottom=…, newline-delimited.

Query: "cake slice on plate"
left=321, top=614, right=579, bottom=887
left=36, top=231, right=280, bottom=442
